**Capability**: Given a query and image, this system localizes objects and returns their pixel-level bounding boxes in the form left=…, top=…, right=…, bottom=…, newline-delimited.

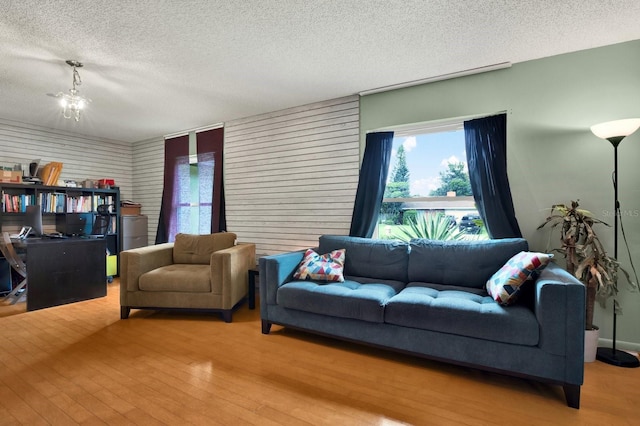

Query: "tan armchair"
left=120, top=232, right=255, bottom=322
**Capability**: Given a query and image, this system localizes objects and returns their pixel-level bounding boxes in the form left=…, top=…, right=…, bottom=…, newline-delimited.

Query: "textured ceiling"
left=2, top=0, right=640, bottom=143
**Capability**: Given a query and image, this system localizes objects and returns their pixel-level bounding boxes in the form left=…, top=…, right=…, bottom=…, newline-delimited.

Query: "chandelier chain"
left=72, top=67, right=82, bottom=90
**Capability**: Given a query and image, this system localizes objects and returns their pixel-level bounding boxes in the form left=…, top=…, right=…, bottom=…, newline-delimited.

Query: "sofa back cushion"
left=173, top=232, right=237, bottom=264
left=408, top=238, right=528, bottom=289
left=318, top=235, right=409, bottom=282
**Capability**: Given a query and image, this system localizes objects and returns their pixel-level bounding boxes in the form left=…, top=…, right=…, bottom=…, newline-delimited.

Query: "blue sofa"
left=259, top=235, right=586, bottom=408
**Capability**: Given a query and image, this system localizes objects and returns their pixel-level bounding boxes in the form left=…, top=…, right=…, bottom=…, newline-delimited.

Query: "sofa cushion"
left=385, top=285, right=539, bottom=346
left=139, top=264, right=211, bottom=292
left=173, top=232, right=236, bottom=264
left=486, top=251, right=554, bottom=305
left=319, top=235, right=409, bottom=282
left=277, top=279, right=402, bottom=323
left=408, top=238, right=528, bottom=289
left=293, top=248, right=346, bottom=282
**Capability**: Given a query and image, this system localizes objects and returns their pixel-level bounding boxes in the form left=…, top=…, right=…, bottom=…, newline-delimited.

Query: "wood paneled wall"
left=0, top=119, right=133, bottom=196
left=2, top=95, right=362, bottom=251
left=224, top=96, right=360, bottom=258
left=0, top=119, right=133, bottom=232
left=131, top=136, right=164, bottom=245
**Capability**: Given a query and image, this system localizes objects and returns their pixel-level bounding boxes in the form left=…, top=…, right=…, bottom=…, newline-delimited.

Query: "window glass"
left=171, top=153, right=214, bottom=236
left=378, top=127, right=487, bottom=241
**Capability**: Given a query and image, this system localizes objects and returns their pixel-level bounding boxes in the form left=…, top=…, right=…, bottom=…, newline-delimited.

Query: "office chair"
left=91, top=204, right=112, bottom=237
left=0, top=232, right=28, bottom=305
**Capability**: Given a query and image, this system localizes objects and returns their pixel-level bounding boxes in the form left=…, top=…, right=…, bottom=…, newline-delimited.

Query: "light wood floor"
left=1, top=281, right=638, bottom=425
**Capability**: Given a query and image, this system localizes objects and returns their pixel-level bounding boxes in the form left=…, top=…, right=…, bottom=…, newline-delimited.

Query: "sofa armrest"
left=534, top=263, right=585, bottom=365
left=210, top=243, right=256, bottom=309
left=120, top=243, right=174, bottom=293
left=259, top=250, right=305, bottom=311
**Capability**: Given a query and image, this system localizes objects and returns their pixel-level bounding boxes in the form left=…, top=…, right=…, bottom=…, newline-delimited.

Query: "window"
left=377, top=121, right=486, bottom=241
left=158, top=127, right=223, bottom=244
left=172, top=152, right=214, bottom=235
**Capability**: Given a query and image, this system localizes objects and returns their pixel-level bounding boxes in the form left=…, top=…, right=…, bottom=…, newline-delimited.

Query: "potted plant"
left=537, top=200, right=636, bottom=361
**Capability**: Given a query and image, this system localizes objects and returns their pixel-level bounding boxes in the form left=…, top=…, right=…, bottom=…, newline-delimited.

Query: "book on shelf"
left=38, top=192, right=67, bottom=213
left=1, top=192, right=36, bottom=212
left=65, top=195, right=93, bottom=213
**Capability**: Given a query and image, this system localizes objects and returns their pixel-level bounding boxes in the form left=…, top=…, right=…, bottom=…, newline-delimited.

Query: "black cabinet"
left=25, top=238, right=107, bottom=311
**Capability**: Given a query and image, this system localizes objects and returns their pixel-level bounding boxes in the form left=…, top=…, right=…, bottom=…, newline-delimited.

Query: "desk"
left=21, top=238, right=106, bottom=311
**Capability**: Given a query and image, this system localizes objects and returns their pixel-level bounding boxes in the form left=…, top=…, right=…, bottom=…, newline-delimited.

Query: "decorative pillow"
left=293, top=248, right=346, bottom=282
left=486, top=251, right=554, bottom=305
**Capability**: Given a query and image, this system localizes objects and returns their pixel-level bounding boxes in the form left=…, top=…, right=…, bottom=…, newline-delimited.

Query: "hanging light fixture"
left=55, top=60, right=90, bottom=122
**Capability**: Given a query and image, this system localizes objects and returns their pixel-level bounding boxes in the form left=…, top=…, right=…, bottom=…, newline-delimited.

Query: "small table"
left=247, top=265, right=258, bottom=309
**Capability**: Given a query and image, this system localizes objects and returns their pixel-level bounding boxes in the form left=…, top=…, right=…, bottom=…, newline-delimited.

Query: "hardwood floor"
left=0, top=281, right=638, bottom=425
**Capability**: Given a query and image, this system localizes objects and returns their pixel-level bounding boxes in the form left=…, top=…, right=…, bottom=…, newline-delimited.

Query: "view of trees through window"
left=378, top=128, right=487, bottom=241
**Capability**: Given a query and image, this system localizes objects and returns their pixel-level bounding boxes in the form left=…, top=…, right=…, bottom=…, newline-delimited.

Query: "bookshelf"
left=0, top=182, right=121, bottom=274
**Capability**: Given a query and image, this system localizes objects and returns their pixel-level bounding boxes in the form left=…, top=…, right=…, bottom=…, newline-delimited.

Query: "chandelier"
left=55, top=60, right=90, bottom=122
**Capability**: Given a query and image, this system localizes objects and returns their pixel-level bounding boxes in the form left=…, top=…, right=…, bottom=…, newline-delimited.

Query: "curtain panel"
left=156, top=135, right=189, bottom=244
left=349, top=131, right=394, bottom=238
left=156, top=127, right=225, bottom=244
left=464, top=114, right=522, bottom=239
left=196, top=127, right=225, bottom=233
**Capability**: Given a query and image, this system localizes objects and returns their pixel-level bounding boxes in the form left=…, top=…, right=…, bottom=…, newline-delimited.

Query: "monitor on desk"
left=25, top=205, right=43, bottom=237
left=56, top=213, right=91, bottom=236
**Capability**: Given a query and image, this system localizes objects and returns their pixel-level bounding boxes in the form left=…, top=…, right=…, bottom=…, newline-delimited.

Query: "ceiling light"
left=54, top=60, right=91, bottom=122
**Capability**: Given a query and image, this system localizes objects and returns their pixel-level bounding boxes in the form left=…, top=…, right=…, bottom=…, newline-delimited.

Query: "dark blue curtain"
left=349, top=131, right=394, bottom=238
left=464, top=114, right=522, bottom=239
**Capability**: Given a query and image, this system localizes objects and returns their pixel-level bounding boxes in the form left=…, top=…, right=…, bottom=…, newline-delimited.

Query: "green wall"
left=361, top=39, right=640, bottom=349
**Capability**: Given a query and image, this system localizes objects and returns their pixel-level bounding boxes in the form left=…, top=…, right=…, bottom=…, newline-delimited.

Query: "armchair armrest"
left=120, top=243, right=174, bottom=293
left=259, top=250, right=305, bottom=310
left=210, top=243, right=256, bottom=309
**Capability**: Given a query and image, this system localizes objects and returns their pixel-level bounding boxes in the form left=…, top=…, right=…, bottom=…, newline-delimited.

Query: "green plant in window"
left=402, top=209, right=417, bottom=225
left=392, top=212, right=464, bottom=242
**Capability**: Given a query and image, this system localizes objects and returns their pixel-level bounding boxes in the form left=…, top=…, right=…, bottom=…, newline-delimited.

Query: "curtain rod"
left=164, top=122, right=224, bottom=139
left=358, top=62, right=511, bottom=96
left=368, top=110, right=509, bottom=136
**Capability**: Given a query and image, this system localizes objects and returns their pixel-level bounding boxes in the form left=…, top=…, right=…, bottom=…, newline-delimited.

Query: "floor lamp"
left=590, top=118, right=640, bottom=368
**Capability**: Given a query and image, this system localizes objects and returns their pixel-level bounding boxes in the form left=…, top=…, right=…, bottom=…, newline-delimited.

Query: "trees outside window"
left=429, top=162, right=472, bottom=196
left=381, top=145, right=410, bottom=224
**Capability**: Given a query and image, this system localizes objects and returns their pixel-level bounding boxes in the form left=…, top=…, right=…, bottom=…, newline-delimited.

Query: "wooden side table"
left=247, top=265, right=258, bottom=309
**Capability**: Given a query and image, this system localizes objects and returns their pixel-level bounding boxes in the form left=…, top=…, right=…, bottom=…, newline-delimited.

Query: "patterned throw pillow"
left=293, top=248, right=346, bottom=282
left=486, top=251, right=554, bottom=305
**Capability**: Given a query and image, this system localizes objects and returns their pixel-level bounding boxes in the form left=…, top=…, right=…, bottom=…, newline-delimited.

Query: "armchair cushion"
left=173, top=232, right=236, bottom=264
left=139, top=264, right=212, bottom=292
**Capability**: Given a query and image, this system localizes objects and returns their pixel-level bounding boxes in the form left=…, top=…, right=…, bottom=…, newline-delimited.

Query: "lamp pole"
left=595, top=136, right=640, bottom=368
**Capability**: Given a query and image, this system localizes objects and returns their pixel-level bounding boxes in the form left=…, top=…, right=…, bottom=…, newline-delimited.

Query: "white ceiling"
left=2, top=0, right=640, bottom=143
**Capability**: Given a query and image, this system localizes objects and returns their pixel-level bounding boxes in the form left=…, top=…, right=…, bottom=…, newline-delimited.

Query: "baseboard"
left=598, top=337, right=640, bottom=353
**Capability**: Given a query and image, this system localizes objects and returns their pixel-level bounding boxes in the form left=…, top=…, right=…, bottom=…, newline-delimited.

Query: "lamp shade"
left=590, top=118, right=640, bottom=140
